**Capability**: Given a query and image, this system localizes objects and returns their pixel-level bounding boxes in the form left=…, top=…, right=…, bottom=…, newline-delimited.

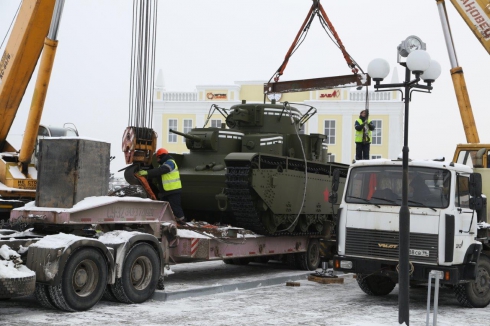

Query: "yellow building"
left=153, top=70, right=404, bottom=164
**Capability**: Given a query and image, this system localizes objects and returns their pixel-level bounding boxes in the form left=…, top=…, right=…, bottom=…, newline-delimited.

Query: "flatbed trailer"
left=0, top=195, right=327, bottom=311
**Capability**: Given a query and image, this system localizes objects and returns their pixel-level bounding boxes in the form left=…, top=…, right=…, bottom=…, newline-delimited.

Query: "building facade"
left=153, top=71, right=404, bottom=165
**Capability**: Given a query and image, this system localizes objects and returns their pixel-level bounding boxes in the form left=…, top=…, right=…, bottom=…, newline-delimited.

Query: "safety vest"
left=355, top=118, right=372, bottom=143
left=161, top=159, right=182, bottom=191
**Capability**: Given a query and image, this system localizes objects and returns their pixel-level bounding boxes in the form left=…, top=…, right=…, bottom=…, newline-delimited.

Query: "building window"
left=211, top=119, right=222, bottom=128
left=168, top=119, right=177, bottom=143
left=371, top=155, right=382, bottom=159
left=183, top=119, right=193, bottom=142
left=371, top=120, right=382, bottom=145
left=324, top=120, right=336, bottom=145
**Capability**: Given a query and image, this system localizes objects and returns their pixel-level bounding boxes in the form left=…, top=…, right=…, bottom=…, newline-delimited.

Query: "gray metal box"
left=35, top=138, right=111, bottom=208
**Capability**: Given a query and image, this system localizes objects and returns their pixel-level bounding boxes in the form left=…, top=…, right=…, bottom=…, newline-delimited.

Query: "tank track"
left=225, top=155, right=339, bottom=237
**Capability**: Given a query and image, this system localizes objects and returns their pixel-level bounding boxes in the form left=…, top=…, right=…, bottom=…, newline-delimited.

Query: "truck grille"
left=345, top=228, right=438, bottom=264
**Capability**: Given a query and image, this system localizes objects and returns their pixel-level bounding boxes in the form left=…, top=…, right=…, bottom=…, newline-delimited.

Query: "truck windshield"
left=345, top=165, right=450, bottom=209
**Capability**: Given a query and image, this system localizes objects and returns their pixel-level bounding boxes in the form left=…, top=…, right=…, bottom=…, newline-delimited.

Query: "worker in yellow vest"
left=137, top=148, right=186, bottom=224
left=354, top=109, right=375, bottom=160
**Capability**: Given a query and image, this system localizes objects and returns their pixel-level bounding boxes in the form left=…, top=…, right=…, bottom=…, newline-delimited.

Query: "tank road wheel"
left=110, top=243, right=160, bottom=304
left=282, top=215, right=298, bottom=233
left=48, top=248, right=108, bottom=311
left=262, top=211, right=278, bottom=234
left=356, top=274, right=396, bottom=296
left=297, top=239, right=320, bottom=271
left=454, top=255, right=490, bottom=308
left=297, top=216, right=309, bottom=233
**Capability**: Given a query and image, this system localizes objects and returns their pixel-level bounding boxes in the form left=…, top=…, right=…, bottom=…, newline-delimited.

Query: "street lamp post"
left=367, top=36, right=441, bottom=326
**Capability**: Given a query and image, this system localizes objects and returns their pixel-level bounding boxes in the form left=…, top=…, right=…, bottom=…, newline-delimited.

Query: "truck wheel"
left=110, top=243, right=160, bottom=304
left=223, top=259, right=235, bottom=265
left=297, top=239, right=320, bottom=271
left=102, top=286, right=118, bottom=302
left=454, top=255, right=490, bottom=308
left=35, top=284, right=56, bottom=309
left=0, top=274, right=36, bottom=299
left=48, top=248, right=108, bottom=311
left=356, top=274, right=396, bottom=296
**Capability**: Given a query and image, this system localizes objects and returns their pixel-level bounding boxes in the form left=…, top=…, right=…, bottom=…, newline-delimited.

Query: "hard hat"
left=156, top=148, right=168, bottom=156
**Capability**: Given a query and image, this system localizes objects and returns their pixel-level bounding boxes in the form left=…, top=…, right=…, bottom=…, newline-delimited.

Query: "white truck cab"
left=333, top=158, right=490, bottom=308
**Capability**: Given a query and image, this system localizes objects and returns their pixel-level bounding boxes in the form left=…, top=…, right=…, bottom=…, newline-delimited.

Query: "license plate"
left=409, top=249, right=429, bottom=257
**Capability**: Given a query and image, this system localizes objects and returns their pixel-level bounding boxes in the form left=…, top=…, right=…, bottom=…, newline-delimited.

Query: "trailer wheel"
left=110, top=243, right=160, bottom=304
left=48, top=248, right=108, bottom=311
left=102, top=286, right=118, bottom=302
left=35, top=284, right=56, bottom=309
left=297, top=239, right=320, bottom=271
left=356, top=274, right=396, bottom=296
left=0, top=274, right=36, bottom=299
left=454, top=255, right=490, bottom=308
left=223, top=259, right=235, bottom=265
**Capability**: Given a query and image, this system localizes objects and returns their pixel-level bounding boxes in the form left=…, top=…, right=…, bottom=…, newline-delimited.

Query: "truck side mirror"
left=332, top=169, right=340, bottom=192
left=469, top=173, right=482, bottom=197
left=328, top=169, right=340, bottom=204
left=469, top=173, right=483, bottom=211
left=328, top=192, right=338, bottom=204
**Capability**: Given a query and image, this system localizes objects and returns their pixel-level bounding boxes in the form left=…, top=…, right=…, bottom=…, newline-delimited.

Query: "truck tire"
left=297, top=239, right=320, bottom=271
left=0, top=274, right=35, bottom=299
left=48, top=248, right=108, bottom=311
left=102, top=286, right=118, bottom=302
left=454, top=255, right=490, bottom=308
left=110, top=243, right=160, bottom=304
left=223, top=259, right=235, bottom=265
left=356, top=274, right=396, bottom=296
left=35, top=284, right=56, bottom=309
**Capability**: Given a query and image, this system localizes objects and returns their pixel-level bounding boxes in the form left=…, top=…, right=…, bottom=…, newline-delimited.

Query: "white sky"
left=1, top=0, right=489, bottom=176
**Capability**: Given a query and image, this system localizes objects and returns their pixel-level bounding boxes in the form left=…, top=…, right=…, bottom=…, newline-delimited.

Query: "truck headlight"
left=340, top=260, right=353, bottom=269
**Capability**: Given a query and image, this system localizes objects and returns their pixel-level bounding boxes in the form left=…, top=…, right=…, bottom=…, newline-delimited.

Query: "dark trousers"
left=159, top=192, right=185, bottom=219
left=355, top=142, right=370, bottom=160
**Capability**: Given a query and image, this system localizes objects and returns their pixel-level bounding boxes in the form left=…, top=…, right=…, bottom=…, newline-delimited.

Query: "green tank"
left=169, top=101, right=348, bottom=236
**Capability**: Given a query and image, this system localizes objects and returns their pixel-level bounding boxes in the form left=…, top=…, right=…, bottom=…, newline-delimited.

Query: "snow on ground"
left=0, top=260, right=488, bottom=326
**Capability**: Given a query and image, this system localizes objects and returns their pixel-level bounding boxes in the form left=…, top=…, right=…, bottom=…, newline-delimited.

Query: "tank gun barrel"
left=169, top=129, right=202, bottom=142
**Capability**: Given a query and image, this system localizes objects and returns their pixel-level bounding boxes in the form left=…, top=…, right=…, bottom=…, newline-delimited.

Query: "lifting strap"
left=273, top=0, right=359, bottom=82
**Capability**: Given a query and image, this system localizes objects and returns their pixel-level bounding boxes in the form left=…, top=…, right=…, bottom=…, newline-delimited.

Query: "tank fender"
left=224, top=152, right=258, bottom=162
left=98, top=232, right=164, bottom=280
left=26, top=237, right=115, bottom=287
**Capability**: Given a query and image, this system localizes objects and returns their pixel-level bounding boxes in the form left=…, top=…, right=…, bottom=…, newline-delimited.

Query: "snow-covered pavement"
left=0, top=260, right=488, bottom=325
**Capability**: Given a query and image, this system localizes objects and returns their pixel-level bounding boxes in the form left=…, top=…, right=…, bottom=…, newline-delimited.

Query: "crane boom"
left=0, top=0, right=56, bottom=152
left=436, top=0, right=480, bottom=143
left=449, top=0, right=490, bottom=54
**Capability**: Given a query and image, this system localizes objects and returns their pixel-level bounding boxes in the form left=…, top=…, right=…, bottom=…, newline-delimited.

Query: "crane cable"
left=0, top=1, right=21, bottom=51
left=128, top=0, right=158, bottom=140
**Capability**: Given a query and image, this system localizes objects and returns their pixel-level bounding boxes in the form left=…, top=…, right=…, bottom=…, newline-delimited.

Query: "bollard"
left=426, top=270, right=444, bottom=326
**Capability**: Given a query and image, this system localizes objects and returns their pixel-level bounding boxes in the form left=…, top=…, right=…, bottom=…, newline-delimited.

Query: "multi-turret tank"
left=166, top=101, right=348, bottom=236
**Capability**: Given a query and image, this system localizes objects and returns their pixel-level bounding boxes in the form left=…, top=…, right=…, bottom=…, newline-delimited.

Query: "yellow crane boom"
left=0, top=0, right=56, bottom=152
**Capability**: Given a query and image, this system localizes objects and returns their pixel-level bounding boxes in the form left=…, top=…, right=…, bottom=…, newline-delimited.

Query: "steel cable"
left=128, top=0, right=158, bottom=139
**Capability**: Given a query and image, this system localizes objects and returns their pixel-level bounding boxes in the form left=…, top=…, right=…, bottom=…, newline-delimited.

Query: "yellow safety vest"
left=161, top=159, right=182, bottom=191
left=355, top=118, right=372, bottom=143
